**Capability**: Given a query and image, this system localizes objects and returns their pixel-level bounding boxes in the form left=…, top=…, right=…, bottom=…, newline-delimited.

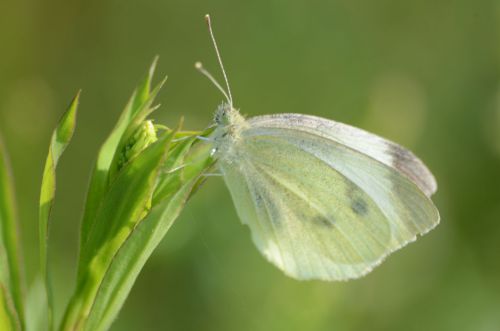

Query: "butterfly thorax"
left=211, top=103, right=249, bottom=163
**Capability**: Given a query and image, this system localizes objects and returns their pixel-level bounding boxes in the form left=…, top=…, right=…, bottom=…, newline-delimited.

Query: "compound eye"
left=214, top=112, right=222, bottom=124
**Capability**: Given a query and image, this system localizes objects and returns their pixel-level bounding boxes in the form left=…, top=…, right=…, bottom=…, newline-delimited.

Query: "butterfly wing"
left=217, top=114, right=439, bottom=281
left=249, top=113, right=437, bottom=197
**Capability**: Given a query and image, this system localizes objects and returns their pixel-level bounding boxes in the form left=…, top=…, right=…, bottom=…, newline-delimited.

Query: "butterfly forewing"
left=217, top=114, right=439, bottom=280
left=248, top=114, right=437, bottom=197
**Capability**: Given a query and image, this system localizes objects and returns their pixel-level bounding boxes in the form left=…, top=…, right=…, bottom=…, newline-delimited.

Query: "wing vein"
left=247, top=134, right=433, bottom=245
left=252, top=161, right=376, bottom=265
left=241, top=164, right=287, bottom=270
left=248, top=144, right=392, bottom=253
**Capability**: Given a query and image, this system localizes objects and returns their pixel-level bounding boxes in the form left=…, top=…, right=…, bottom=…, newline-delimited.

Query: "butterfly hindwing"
left=217, top=115, right=439, bottom=280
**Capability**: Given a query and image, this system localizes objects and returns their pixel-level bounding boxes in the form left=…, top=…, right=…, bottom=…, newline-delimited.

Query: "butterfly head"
left=210, top=102, right=248, bottom=162
left=214, top=103, right=243, bottom=125
left=213, top=102, right=247, bottom=137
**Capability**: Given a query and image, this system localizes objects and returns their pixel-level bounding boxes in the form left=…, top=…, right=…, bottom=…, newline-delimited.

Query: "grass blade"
left=39, top=92, right=80, bottom=330
left=61, top=130, right=175, bottom=331
left=0, top=286, right=19, bottom=331
left=79, top=58, right=164, bottom=254
left=83, top=137, right=213, bottom=331
left=0, top=135, right=24, bottom=330
left=24, top=278, right=46, bottom=331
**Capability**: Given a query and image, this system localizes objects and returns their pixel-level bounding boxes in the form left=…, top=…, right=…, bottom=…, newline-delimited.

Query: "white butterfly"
left=198, top=15, right=439, bottom=281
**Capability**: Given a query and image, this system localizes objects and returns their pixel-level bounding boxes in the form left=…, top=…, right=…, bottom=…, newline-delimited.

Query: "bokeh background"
left=1, top=0, right=500, bottom=330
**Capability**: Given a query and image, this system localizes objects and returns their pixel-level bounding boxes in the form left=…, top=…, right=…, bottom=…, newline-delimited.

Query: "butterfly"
left=197, top=14, right=440, bottom=281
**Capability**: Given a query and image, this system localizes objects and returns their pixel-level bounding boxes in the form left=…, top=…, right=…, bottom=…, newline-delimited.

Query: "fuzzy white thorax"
left=211, top=103, right=249, bottom=162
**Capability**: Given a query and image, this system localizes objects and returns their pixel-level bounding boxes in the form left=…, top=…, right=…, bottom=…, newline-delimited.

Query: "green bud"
left=112, top=120, right=158, bottom=220
left=117, top=120, right=158, bottom=172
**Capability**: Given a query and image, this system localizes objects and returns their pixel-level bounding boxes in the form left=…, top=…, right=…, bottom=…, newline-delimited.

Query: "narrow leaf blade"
left=39, top=92, right=79, bottom=330
left=84, top=138, right=213, bottom=331
left=79, top=59, right=162, bottom=251
left=62, top=131, right=174, bottom=331
left=86, top=176, right=199, bottom=331
left=0, top=136, right=23, bottom=330
left=0, top=286, right=20, bottom=331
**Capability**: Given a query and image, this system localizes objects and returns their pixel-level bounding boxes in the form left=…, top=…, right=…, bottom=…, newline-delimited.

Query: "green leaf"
left=152, top=137, right=198, bottom=202
left=61, top=130, right=175, bottom=331
left=79, top=58, right=165, bottom=256
left=39, top=92, right=80, bottom=331
left=58, top=59, right=214, bottom=331
left=106, top=78, right=167, bottom=183
left=24, top=278, right=45, bottom=331
left=0, top=135, right=24, bottom=331
left=82, top=136, right=213, bottom=331
left=153, top=131, right=214, bottom=204
left=0, top=286, right=19, bottom=331
left=84, top=176, right=199, bottom=331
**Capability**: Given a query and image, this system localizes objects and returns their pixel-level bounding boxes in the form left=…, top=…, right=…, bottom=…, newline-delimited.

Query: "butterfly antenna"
left=195, top=61, right=231, bottom=104
left=204, top=14, right=233, bottom=107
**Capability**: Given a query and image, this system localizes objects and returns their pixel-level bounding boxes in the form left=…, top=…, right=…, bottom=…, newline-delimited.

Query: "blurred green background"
left=1, top=0, right=500, bottom=330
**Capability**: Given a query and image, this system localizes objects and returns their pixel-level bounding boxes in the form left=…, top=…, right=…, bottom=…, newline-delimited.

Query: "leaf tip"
left=149, top=56, right=160, bottom=77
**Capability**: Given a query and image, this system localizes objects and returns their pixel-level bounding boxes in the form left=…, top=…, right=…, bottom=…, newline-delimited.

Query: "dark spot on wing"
left=386, top=141, right=435, bottom=196
left=255, top=192, right=263, bottom=204
left=351, top=198, right=368, bottom=216
left=313, top=215, right=335, bottom=228
left=388, top=143, right=412, bottom=170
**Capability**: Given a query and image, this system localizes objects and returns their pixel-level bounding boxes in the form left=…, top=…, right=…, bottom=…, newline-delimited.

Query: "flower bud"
left=117, top=120, right=157, bottom=171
